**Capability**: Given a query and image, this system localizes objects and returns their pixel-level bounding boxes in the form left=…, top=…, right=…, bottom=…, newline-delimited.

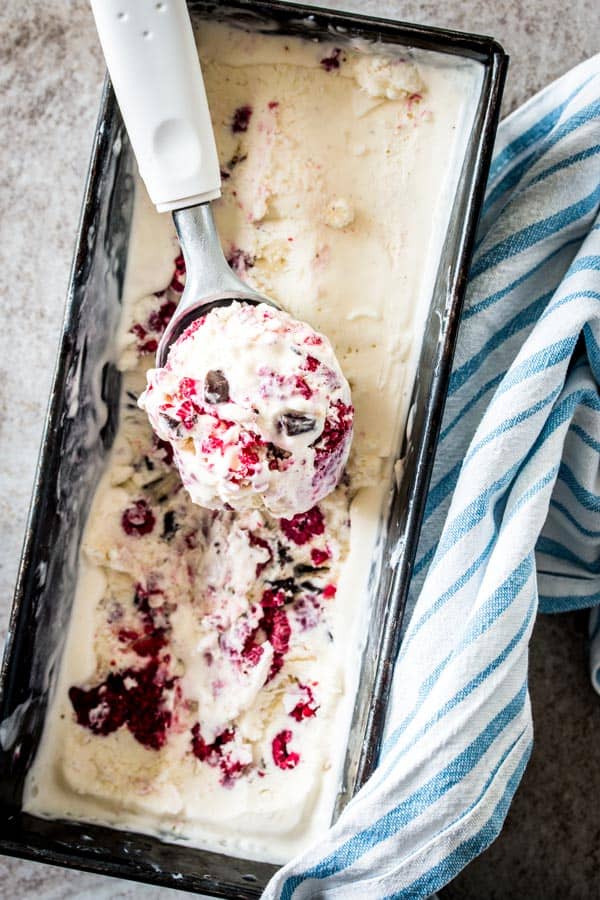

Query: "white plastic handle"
left=90, top=0, right=221, bottom=212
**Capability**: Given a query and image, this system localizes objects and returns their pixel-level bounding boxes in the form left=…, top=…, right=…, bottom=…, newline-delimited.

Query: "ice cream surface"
left=139, top=302, right=354, bottom=517
left=24, top=20, right=483, bottom=864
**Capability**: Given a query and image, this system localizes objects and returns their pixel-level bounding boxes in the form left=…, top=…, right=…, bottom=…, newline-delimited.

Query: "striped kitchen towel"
left=265, top=52, right=600, bottom=899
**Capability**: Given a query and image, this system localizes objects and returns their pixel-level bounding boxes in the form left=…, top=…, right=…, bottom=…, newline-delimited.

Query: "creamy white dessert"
left=139, top=302, right=353, bottom=517
left=24, top=22, right=482, bottom=863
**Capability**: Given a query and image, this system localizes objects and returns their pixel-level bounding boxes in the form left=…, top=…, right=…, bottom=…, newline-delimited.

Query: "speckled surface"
left=1, top=0, right=598, bottom=897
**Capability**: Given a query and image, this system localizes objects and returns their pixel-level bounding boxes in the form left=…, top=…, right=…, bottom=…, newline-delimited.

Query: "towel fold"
left=265, top=53, right=600, bottom=899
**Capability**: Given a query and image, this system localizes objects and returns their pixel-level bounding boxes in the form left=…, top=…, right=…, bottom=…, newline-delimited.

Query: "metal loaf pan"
left=0, top=1, right=507, bottom=896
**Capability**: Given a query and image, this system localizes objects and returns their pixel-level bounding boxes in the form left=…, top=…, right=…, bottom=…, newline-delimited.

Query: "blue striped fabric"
left=264, top=54, right=600, bottom=899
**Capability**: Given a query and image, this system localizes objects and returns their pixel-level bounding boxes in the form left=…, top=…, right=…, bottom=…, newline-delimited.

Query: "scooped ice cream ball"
left=139, top=302, right=354, bottom=517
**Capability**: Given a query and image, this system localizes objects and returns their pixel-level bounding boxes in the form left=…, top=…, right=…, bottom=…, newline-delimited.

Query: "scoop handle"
left=90, top=0, right=221, bottom=212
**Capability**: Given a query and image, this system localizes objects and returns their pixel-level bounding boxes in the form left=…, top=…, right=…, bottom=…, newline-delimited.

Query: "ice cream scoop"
left=139, top=302, right=354, bottom=517
left=90, top=0, right=280, bottom=367
left=161, top=202, right=279, bottom=367
left=90, top=0, right=353, bottom=512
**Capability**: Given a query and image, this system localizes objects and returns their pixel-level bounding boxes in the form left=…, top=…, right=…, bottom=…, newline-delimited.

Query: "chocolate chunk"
left=268, top=577, right=299, bottom=596
left=204, top=369, right=230, bottom=404
left=160, top=412, right=182, bottom=433
left=226, top=150, right=248, bottom=170
left=162, top=510, right=178, bottom=539
left=267, top=443, right=292, bottom=461
left=294, top=564, right=324, bottom=576
left=280, top=412, right=317, bottom=436
left=277, top=542, right=293, bottom=566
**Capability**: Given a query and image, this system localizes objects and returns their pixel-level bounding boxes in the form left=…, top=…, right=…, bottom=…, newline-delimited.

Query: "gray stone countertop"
left=1, top=0, right=598, bottom=897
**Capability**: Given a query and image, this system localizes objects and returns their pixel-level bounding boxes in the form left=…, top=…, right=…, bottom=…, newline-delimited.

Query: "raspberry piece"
left=290, top=702, right=317, bottom=721
left=179, top=315, right=206, bottom=343
left=259, top=606, right=291, bottom=681
left=280, top=506, right=325, bottom=545
left=262, top=607, right=291, bottom=654
left=201, top=433, right=225, bottom=455
left=310, top=547, right=330, bottom=566
left=69, top=661, right=175, bottom=750
left=294, top=376, right=313, bottom=399
left=131, top=323, right=147, bottom=340
left=290, top=683, right=319, bottom=722
left=231, top=104, right=253, bottom=133
left=191, top=724, right=210, bottom=761
left=127, top=584, right=169, bottom=656
left=219, top=755, right=246, bottom=786
left=121, top=500, right=156, bottom=537
left=130, top=632, right=167, bottom=657
left=191, top=725, right=245, bottom=785
left=261, top=588, right=286, bottom=609
left=320, top=48, right=343, bottom=72
left=170, top=253, right=186, bottom=292
left=272, top=730, right=300, bottom=769
left=152, top=435, right=174, bottom=466
left=248, top=532, right=273, bottom=576
left=148, top=299, right=176, bottom=333
left=268, top=653, right=285, bottom=681
left=322, top=583, right=337, bottom=599
left=241, top=640, right=264, bottom=667
left=118, top=628, right=139, bottom=643
left=315, top=400, right=353, bottom=457
left=176, top=399, right=200, bottom=430
left=191, top=724, right=234, bottom=762
left=239, top=445, right=259, bottom=466
left=228, top=433, right=263, bottom=484
left=178, top=377, right=199, bottom=399
left=313, top=400, right=354, bottom=485
left=292, top=594, right=322, bottom=631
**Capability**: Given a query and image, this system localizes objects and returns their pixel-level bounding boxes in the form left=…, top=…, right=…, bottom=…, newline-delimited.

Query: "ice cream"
left=139, top=302, right=353, bottom=517
left=24, top=20, right=483, bottom=864
left=25, top=349, right=352, bottom=860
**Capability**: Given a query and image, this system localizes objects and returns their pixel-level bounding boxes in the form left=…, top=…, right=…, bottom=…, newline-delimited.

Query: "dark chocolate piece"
left=204, top=369, right=230, bottom=404
left=279, top=412, right=317, bottom=436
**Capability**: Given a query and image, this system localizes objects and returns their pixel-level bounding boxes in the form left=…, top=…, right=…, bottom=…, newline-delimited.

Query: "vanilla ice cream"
left=139, top=302, right=353, bottom=517
left=24, top=20, right=483, bottom=864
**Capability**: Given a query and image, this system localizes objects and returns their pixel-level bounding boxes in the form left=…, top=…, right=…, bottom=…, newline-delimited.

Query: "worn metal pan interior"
left=0, top=1, right=507, bottom=896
